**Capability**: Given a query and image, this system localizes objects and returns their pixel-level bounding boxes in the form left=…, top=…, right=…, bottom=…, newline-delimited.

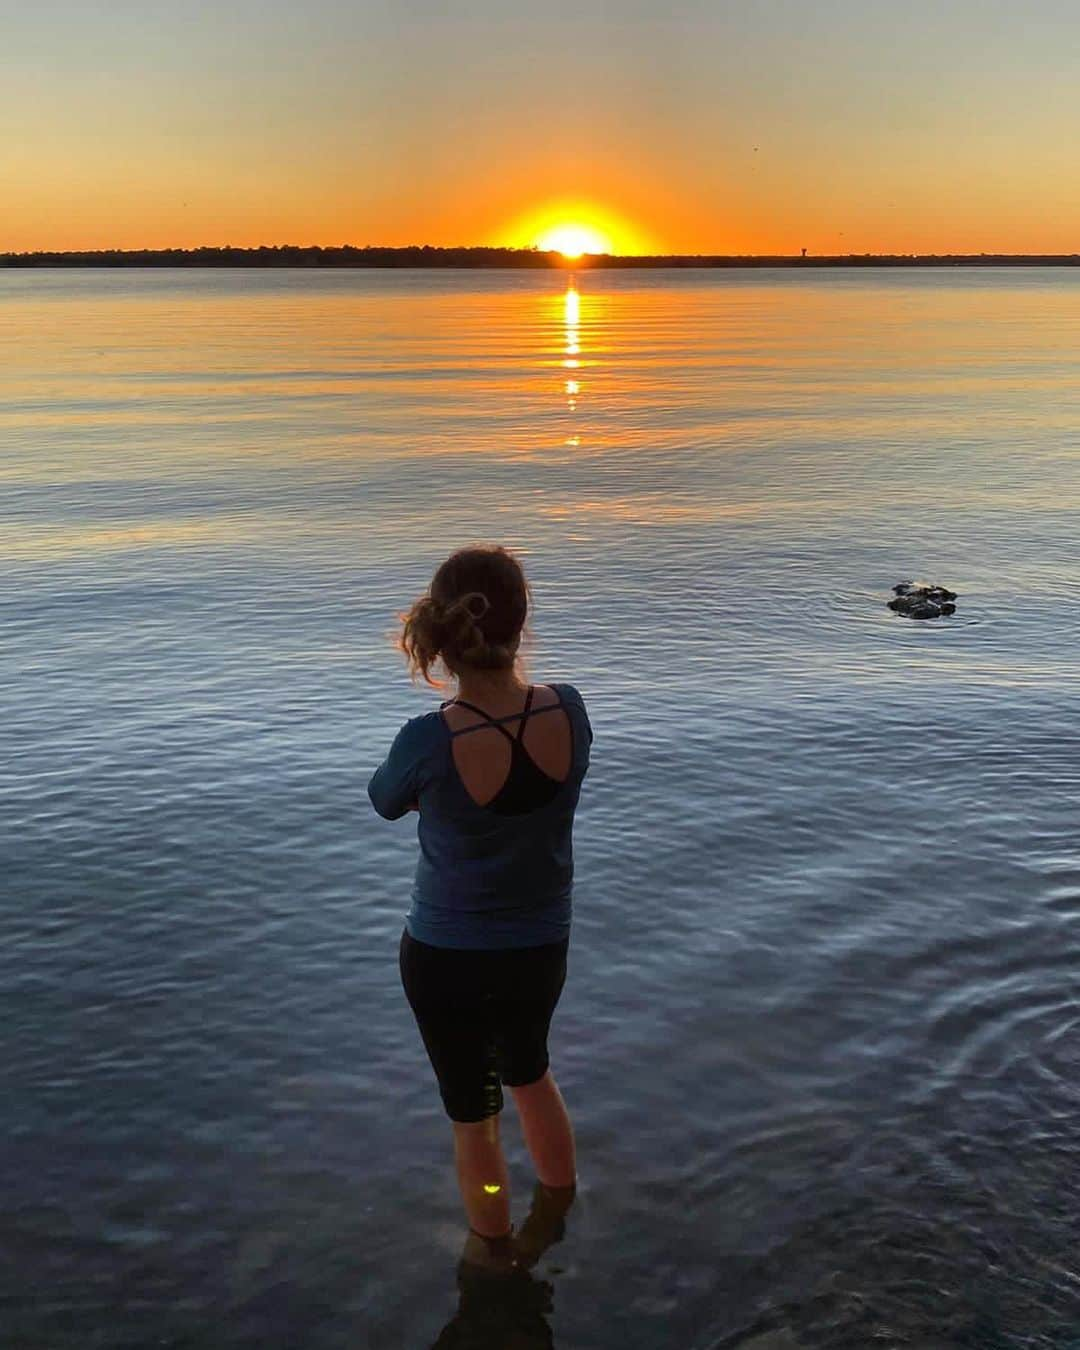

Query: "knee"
left=508, top=1068, right=554, bottom=1097
left=452, top=1116, right=501, bottom=1145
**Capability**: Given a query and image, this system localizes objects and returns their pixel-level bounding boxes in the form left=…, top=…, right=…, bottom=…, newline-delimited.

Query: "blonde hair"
left=399, top=545, right=531, bottom=687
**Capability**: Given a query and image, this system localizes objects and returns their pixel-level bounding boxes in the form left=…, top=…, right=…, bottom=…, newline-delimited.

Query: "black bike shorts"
left=399, top=929, right=570, bottom=1123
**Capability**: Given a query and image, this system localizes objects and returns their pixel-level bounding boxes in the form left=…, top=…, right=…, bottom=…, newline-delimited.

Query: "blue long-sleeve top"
left=368, top=683, right=592, bottom=949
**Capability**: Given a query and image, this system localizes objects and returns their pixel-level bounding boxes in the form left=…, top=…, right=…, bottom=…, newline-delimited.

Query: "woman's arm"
left=368, top=719, right=425, bottom=820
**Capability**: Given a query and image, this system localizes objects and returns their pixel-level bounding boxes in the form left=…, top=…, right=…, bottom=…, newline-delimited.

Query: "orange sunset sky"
left=5, top=0, right=1079, bottom=256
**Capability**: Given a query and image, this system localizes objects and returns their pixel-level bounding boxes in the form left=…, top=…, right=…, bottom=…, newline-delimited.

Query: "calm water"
left=3, top=267, right=1079, bottom=1349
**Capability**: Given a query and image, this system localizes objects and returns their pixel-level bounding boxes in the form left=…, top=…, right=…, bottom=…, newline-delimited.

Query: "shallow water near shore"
left=3, top=266, right=1080, bottom=1348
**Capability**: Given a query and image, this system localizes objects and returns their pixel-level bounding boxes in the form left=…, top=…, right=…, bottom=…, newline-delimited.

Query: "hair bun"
left=460, top=592, right=490, bottom=621
left=398, top=546, right=528, bottom=686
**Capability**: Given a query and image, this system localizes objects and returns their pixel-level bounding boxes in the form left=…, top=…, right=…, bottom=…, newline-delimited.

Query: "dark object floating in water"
left=888, top=581, right=958, bottom=619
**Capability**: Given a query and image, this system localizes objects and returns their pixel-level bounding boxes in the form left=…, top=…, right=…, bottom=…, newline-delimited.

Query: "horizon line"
left=3, top=244, right=1080, bottom=268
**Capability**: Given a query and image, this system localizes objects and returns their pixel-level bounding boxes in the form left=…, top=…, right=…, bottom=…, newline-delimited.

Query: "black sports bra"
left=442, top=685, right=567, bottom=816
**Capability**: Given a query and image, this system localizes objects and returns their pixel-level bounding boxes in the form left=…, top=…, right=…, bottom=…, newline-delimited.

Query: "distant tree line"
left=2, top=245, right=1078, bottom=268
left=0, top=245, right=564, bottom=268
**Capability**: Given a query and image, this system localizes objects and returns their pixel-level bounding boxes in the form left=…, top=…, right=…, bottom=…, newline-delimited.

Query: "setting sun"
left=499, top=202, right=656, bottom=258
left=536, top=223, right=613, bottom=258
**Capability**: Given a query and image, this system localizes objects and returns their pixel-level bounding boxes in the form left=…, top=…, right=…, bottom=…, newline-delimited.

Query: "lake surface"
left=3, top=267, right=1079, bottom=1349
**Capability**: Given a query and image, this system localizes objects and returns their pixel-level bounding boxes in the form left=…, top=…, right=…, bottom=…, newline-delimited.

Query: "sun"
left=499, top=201, right=656, bottom=258
left=535, top=222, right=613, bottom=258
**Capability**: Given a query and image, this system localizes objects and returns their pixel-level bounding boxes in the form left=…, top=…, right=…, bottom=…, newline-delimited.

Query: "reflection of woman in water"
left=369, top=545, right=591, bottom=1252
left=432, top=1180, right=575, bottom=1349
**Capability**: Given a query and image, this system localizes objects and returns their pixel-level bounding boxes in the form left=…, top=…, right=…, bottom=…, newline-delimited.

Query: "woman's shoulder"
left=390, top=708, right=446, bottom=752
left=543, top=681, right=588, bottom=709
left=542, top=683, right=591, bottom=741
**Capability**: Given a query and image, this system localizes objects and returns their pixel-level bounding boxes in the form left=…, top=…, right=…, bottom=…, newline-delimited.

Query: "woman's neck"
left=453, top=667, right=528, bottom=709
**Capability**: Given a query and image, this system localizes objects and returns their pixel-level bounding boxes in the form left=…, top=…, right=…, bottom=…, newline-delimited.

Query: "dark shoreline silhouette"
left=2, top=245, right=1079, bottom=269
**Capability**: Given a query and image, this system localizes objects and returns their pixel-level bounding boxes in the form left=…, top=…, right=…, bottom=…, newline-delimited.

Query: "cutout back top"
left=442, top=685, right=568, bottom=816
left=368, top=682, right=592, bottom=950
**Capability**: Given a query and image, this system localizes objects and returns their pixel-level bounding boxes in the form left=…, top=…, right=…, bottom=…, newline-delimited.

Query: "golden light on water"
left=564, top=283, right=580, bottom=331
left=563, top=280, right=581, bottom=415
left=564, top=282, right=580, bottom=367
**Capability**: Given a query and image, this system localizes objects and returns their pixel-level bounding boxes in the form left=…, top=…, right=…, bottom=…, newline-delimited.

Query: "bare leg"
left=508, top=1069, right=576, bottom=1188
left=452, top=1116, right=512, bottom=1238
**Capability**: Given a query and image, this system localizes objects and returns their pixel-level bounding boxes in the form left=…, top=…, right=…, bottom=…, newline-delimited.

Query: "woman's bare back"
left=442, top=685, right=572, bottom=808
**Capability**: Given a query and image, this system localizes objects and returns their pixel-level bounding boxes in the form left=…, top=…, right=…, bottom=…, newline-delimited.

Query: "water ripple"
left=4, top=268, right=1080, bottom=1347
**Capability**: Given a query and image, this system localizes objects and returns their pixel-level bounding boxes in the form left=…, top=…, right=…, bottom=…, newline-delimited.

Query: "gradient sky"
left=4, top=0, right=1079, bottom=254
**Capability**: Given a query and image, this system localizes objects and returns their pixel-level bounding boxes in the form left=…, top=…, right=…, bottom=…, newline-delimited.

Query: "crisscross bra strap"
left=516, top=684, right=534, bottom=740
left=442, top=685, right=564, bottom=741
left=447, top=698, right=516, bottom=744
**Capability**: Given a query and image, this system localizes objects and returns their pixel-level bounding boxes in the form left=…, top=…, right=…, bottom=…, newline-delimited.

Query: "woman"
left=368, top=544, right=591, bottom=1251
